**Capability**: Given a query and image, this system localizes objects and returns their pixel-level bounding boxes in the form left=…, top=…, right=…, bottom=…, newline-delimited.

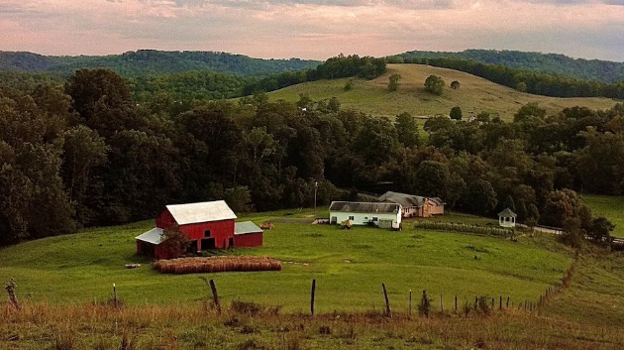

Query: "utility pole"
left=314, top=181, right=318, bottom=213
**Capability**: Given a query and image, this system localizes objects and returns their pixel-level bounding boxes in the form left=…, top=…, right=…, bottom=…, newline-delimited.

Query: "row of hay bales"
left=153, top=256, right=282, bottom=274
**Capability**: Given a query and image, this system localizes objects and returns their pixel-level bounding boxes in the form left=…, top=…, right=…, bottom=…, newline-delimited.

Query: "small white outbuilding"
left=498, top=208, right=517, bottom=228
left=329, top=201, right=402, bottom=228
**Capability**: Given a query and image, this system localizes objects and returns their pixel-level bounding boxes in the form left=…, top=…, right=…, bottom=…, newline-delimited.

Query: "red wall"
left=156, top=209, right=176, bottom=229
left=180, top=219, right=235, bottom=250
left=234, top=232, right=263, bottom=248
left=155, top=208, right=235, bottom=250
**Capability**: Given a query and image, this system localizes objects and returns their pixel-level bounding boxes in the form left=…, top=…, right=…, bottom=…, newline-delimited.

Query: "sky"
left=1, top=0, right=624, bottom=62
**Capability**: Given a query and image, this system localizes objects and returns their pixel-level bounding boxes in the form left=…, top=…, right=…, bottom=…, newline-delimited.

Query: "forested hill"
left=392, top=50, right=624, bottom=83
left=0, top=50, right=320, bottom=77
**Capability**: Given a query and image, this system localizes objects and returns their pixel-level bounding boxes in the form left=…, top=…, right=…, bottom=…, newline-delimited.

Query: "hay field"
left=267, top=64, right=620, bottom=121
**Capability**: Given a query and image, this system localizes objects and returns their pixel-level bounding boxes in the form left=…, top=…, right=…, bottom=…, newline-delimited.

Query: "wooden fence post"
left=310, top=279, right=316, bottom=316
left=408, top=289, right=412, bottom=317
left=499, top=296, right=502, bottom=311
left=454, top=296, right=458, bottom=313
left=209, top=279, right=221, bottom=315
left=113, top=283, right=117, bottom=308
left=5, top=279, right=20, bottom=310
left=440, top=294, right=443, bottom=314
left=506, top=296, right=510, bottom=308
left=382, top=283, right=391, bottom=318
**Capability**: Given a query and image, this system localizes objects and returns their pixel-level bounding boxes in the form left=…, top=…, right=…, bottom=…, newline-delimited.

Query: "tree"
left=514, top=102, right=547, bottom=123
left=450, top=81, right=460, bottom=89
left=388, top=74, right=402, bottom=92
left=159, top=225, right=191, bottom=259
left=589, top=217, right=614, bottom=243
left=424, top=75, right=445, bottom=96
left=450, top=107, right=462, bottom=121
left=527, top=203, right=540, bottom=223
left=413, top=161, right=449, bottom=198
left=516, top=82, right=527, bottom=92
left=344, top=80, right=353, bottom=91
left=462, top=180, right=498, bottom=215
left=395, top=112, right=419, bottom=147
left=504, top=195, right=516, bottom=212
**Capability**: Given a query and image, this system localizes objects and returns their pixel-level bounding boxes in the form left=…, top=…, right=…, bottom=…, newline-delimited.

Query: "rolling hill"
left=392, top=49, right=624, bottom=83
left=0, top=50, right=320, bottom=77
left=266, top=64, right=621, bottom=121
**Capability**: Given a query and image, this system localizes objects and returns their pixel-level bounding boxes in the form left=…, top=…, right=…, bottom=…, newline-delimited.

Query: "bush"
left=424, top=75, right=445, bottom=95
left=418, top=290, right=432, bottom=317
left=450, top=106, right=462, bottom=120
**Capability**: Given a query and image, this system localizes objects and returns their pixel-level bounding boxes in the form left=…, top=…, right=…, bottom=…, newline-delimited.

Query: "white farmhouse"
left=329, top=201, right=402, bottom=228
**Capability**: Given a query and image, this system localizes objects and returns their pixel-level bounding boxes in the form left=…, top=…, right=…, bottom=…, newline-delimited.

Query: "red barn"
left=135, top=200, right=263, bottom=260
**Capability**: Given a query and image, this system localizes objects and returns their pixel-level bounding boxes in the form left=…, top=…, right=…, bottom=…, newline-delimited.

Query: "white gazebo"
left=498, top=208, right=517, bottom=228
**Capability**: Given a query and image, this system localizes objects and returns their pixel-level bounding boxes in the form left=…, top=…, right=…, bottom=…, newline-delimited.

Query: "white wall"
left=330, top=211, right=401, bottom=226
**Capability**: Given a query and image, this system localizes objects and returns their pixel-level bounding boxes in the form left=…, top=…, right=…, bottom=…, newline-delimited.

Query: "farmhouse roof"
left=235, top=221, right=263, bottom=235
left=498, top=208, right=517, bottom=218
left=329, top=201, right=401, bottom=213
left=378, top=191, right=425, bottom=207
left=429, top=197, right=446, bottom=206
left=166, top=200, right=237, bottom=225
left=135, top=227, right=167, bottom=245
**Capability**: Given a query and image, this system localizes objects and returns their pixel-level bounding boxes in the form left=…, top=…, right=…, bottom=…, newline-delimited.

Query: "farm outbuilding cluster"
left=135, top=200, right=262, bottom=260
left=378, top=191, right=445, bottom=218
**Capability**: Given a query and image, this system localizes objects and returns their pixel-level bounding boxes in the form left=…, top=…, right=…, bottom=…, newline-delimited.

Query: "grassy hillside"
left=267, top=64, right=619, bottom=121
left=583, top=195, right=624, bottom=238
left=0, top=208, right=571, bottom=312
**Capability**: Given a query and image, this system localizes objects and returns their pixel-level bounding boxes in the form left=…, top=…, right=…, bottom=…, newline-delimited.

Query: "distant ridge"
left=392, top=49, right=624, bottom=83
left=0, top=50, right=321, bottom=77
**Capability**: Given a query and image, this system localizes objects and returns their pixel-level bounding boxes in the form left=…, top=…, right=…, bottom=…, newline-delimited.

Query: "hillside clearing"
left=0, top=209, right=572, bottom=312
left=266, top=64, right=619, bottom=121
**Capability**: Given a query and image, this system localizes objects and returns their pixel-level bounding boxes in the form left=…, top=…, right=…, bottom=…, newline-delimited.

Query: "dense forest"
left=393, top=49, right=624, bottom=83
left=0, top=50, right=319, bottom=77
left=0, top=54, right=386, bottom=103
left=0, top=67, right=621, bottom=247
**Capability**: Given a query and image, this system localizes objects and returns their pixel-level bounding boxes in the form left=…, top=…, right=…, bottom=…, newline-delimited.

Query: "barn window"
left=348, top=215, right=354, bottom=220
left=204, top=230, right=211, bottom=238
left=372, top=217, right=378, bottom=221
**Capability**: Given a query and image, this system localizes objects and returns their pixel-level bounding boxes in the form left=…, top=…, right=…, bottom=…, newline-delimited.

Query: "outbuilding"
left=498, top=208, right=517, bottom=228
left=135, top=200, right=263, bottom=260
left=329, top=201, right=402, bottom=227
left=378, top=191, right=445, bottom=218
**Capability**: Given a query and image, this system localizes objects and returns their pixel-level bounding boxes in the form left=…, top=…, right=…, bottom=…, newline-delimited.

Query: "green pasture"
left=266, top=64, right=619, bottom=122
left=0, top=209, right=573, bottom=312
left=583, top=194, right=624, bottom=238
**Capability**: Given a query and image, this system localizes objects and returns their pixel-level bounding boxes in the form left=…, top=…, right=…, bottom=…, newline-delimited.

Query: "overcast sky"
left=1, top=0, right=623, bottom=61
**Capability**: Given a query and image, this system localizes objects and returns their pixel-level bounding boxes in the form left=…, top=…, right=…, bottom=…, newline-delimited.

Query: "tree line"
left=390, top=57, right=624, bottom=100
left=392, top=49, right=624, bottom=83
left=0, top=68, right=620, bottom=246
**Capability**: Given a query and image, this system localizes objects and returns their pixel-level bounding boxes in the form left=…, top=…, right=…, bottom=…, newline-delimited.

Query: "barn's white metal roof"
left=167, top=200, right=237, bottom=225
left=135, top=227, right=167, bottom=245
left=234, top=221, right=263, bottom=235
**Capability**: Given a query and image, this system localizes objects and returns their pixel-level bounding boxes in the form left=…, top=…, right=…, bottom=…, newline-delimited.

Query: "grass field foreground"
left=0, top=209, right=572, bottom=313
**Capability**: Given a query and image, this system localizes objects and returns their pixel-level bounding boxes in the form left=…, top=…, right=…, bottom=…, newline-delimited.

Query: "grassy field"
left=266, top=64, right=620, bottom=122
left=583, top=194, right=624, bottom=238
left=0, top=209, right=572, bottom=313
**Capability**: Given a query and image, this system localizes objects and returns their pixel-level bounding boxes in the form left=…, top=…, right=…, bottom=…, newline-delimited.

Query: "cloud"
left=0, top=0, right=623, bottom=61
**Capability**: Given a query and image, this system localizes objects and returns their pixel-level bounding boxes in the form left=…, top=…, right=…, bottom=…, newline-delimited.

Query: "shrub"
left=418, top=290, right=432, bottom=317
left=424, top=75, right=445, bottom=95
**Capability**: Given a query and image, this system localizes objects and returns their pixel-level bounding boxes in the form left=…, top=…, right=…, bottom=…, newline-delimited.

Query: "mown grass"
left=0, top=208, right=572, bottom=314
left=582, top=194, right=624, bottom=238
left=266, top=64, right=620, bottom=121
